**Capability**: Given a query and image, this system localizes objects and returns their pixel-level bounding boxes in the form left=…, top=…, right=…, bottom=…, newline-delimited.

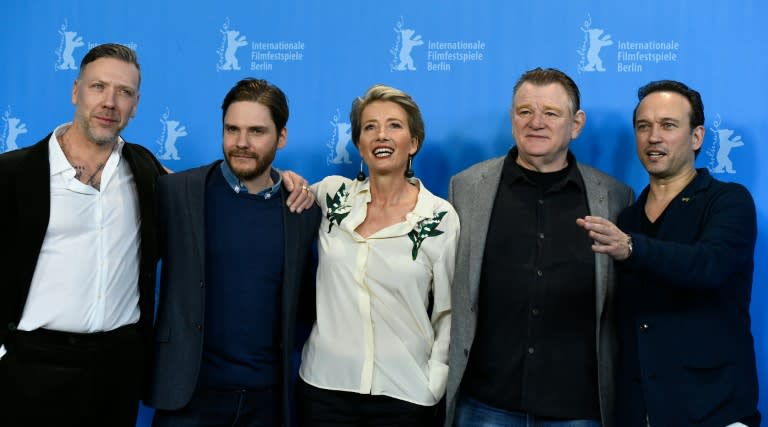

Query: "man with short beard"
left=146, top=78, right=321, bottom=427
left=0, top=43, right=166, bottom=426
left=577, top=80, right=760, bottom=427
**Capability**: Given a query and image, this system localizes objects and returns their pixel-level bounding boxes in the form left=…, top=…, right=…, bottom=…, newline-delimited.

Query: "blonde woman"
left=297, top=85, right=459, bottom=426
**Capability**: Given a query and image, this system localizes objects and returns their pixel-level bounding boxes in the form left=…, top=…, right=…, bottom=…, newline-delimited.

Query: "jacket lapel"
left=281, top=188, right=301, bottom=318
left=17, top=138, right=53, bottom=299
left=122, top=144, right=160, bottom=260
left=185, top=163, right=216, bottom=269
left=578, top=164, right=611, bottom=325
left=468, top=157, right=504, bottom=305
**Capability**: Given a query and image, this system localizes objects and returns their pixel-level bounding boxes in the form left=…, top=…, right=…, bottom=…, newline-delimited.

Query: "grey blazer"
left=444, top=155, right=634, bottom=427
left=145, top=161, right=320, bottom=427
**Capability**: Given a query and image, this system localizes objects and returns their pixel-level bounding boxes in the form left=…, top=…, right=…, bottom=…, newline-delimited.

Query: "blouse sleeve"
left=426, top=206, right=460, bottom=398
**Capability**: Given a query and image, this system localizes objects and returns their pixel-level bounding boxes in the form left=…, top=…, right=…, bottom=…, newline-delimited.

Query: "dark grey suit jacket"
left=0, top=134, right=165, bottom=385
left=444, top=155, right=634, bottom=427
left=145, top=161, right=320, bottom=427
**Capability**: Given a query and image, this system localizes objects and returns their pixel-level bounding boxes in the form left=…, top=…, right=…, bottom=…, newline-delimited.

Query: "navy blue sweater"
left=199, top=169, right=285, bottom=389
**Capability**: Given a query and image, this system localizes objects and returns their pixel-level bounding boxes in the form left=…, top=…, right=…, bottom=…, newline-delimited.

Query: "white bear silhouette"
left=59, top=31, right=84, bottom=70
left=221, top=30, right=247, bottom=70
left=330, top=122, right=352, bottom=164
left=713, top=129, right=743, bottom=174
left=583, top=28, right=612, bottom=72
left=3, top=117, right=27, bottom=152
left=395, top=29, right=423, bottom=71
left=159, top=120, right=187, bottom=160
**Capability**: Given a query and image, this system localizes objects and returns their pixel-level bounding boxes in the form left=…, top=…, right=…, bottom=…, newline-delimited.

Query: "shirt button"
left=538, top=199, right=544, bottom=205
left=195, top=323, right=202, bottom=331
left=528, top=347, right=535, bottom=355
left=640, top=323, right=650, bottom=331
left=199, top=281, right=204, bottom=288
left=536, top=270, right=543, bottom=277
left=531, top=308, right=539, bottom=316
left=538, top=233, right=544, bottom=239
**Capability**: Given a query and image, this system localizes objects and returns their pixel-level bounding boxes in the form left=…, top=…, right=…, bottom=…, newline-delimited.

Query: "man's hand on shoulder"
left=281, top=170, right=315, bottom=213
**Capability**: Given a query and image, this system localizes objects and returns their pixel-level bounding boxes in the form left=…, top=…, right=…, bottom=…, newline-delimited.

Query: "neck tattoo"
left=60, top=129, right=111, bottom=190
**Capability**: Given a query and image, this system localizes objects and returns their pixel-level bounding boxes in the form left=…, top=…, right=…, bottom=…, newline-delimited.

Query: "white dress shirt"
left=299, top=176, right=460, bottom=406
left=0, top=123, right=141, bottom=359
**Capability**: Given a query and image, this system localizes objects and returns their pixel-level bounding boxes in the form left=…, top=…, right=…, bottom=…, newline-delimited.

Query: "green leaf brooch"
left=325, top=183, right=352, bottom=233
left=407, top=211, right=447, bottom=260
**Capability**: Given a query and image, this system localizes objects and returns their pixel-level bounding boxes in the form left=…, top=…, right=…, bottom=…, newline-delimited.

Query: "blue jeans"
left=455, top=396, right=601, bottom=427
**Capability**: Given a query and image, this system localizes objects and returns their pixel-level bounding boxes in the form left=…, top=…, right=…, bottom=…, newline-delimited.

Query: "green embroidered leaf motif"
left=325, top=183, right=351, bottom=233
left=408, top=211, right=448, bottom=260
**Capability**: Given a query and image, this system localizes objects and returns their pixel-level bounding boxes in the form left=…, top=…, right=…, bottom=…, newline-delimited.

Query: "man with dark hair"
left=146, top=78, right=321, bottom=427
left=0, top=43, right=165, bottom=426
left=577, top=80, right=760, bottom=427
left=445, top=67, right=634, bottom=427
left=632, top=80, right=705, bottom=156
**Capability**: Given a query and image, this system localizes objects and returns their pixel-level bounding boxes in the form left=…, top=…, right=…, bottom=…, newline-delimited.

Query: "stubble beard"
left=78, top=113, right=123, bottom=146
left=225, top=146, right=277, bottom=182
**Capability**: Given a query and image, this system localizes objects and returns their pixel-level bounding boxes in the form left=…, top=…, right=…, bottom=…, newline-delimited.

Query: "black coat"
left=144, top=161, right=320, bottom=427
left=0, top=133, right=166, bottom=386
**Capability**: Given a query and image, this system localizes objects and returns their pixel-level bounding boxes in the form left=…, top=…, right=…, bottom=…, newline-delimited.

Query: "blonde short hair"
left=349, top=84, right=425, bottom=155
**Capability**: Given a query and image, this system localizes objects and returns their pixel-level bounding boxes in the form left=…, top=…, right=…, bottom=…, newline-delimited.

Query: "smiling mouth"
left=647, top=151, right=666, bottom=159
left=373, top=147, right=394, bottom=158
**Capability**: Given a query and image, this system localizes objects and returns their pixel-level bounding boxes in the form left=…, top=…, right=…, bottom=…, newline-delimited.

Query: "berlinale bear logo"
left=156, top=108, right=187, bottom=161
left=577, top=14, right=613, bottom=73
left=391, top=17, right=423, bottom=72
left=55, top=21, right=84, bottom=71
left=327, top=109, right=353, bottom=165
left=1, top=107, right=27, bottom=153
left=707, top=115, right=745, bottom=174
left=217, top=18, right=248, bottom=71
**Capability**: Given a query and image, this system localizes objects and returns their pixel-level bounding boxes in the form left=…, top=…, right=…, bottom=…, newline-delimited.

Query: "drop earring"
left=356, top=159, right=366, bottom=181
left=404, top=155, right=414, bottom=178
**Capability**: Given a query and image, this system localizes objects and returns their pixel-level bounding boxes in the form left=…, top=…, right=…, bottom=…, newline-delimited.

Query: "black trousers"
left=0, top=324, right=144, bottom=427
left=296, top=379, right=438, bottom=427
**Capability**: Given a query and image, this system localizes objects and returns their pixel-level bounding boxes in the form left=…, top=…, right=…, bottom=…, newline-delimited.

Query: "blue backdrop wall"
left=2, top=1, right=766, bottom=425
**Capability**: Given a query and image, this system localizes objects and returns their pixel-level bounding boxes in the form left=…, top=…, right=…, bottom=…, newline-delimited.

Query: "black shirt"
left=461, top=148, right=600, bottom=419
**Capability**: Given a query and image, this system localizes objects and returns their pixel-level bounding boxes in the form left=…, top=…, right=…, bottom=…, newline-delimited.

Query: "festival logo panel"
left=388, top=16, right=486, bottom=73
left=216, top=17, right=305, bottom=72
left=576, top=13, right=680, bottom=74
left=706, top=114, right=746, bottom=175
